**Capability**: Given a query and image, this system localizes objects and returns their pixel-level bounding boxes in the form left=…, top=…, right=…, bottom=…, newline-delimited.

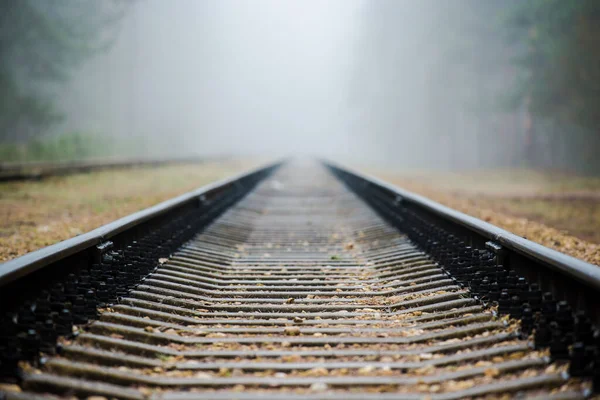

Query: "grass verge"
left=0, top=159, right=261, bottom=262
left=368, top=168, right=600, bottom=266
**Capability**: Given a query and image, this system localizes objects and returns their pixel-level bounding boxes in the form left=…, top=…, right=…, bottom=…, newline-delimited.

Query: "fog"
left=11, top=0, right=592, bottom=171
left=59, top=0, right=362, bottom=159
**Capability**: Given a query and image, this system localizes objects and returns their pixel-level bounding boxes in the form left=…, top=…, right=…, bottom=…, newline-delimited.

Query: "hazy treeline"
left=0, top=0, right=131, bottom=161
left=0, top=0, right=129, bottom=142
left=352, top=0, right=600, bottom=173
left=1, top=1, right=599, bottom=173
left=1, top=0, right=357, bottom=161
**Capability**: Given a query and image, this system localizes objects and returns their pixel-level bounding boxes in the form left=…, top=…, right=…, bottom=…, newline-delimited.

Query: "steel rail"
left=0, top=160, right=281, bottom=287
left=326, top=161, right=600, bottom=325
left=325, top=161, right=600, bottom=289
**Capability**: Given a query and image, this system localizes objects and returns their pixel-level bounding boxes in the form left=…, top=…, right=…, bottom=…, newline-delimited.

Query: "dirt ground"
left=0, top=159, right=262, bottom=262
left=368, top=168, right=600, bottom=266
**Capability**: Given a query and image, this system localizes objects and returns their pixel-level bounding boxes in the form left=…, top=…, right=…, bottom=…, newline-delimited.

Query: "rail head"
left=325, top=161, right=600, bottom=294
left=0, top=160, right=282, bottom=288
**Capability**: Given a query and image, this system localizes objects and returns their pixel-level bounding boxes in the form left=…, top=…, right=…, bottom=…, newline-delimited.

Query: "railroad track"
left=0, top=160, right=598, bottom=399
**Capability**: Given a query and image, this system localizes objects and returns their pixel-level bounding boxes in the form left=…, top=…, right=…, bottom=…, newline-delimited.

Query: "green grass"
left=0, top=132, right=153, bottom=163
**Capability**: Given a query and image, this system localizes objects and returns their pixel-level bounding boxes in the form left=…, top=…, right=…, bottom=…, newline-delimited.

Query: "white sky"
left=61, top=0, right=365, bottom=158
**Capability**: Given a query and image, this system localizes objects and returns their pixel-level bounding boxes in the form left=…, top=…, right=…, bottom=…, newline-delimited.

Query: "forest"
left=353, top=0, right=600, bottom=173
left=0, top=0, right=131, bottom=160
left=1, top=0, right=599, bottom=173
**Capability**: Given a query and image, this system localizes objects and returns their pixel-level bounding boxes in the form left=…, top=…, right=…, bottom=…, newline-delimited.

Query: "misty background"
left=2, top=0, right=600, bottom=173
